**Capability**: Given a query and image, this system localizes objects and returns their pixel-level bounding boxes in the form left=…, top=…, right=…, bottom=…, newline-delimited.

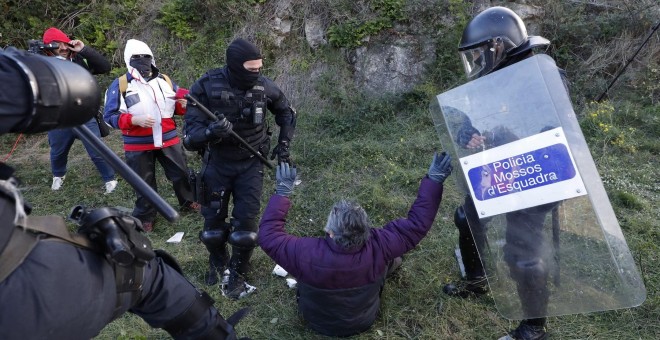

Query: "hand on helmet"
left=457, top=126, right=484, bottom=148
left=428, top=152, right=453, bottom=184
left=276, top=162, right=297, bottom=197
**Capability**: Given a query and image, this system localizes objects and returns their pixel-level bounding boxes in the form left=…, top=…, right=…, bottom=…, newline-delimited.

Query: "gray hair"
left=324, top=200, right=371, bottom=249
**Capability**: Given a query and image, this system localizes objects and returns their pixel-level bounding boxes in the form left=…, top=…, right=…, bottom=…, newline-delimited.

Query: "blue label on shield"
left=468, top=143, right=576, bottom=201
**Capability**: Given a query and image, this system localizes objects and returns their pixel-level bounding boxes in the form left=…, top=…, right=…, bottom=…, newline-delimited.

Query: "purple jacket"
left=258, top=176, right=444, bottom=289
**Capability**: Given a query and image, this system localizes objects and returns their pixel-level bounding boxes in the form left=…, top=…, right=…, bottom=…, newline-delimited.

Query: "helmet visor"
left=459, top=44, right=492, bottom=80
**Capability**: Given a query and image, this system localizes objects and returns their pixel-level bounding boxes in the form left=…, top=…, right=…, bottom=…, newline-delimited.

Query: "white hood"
left=123, top=39, right=156, bottom=73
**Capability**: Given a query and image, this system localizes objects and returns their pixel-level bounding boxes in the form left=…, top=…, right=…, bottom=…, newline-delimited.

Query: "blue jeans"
left=48, top=118, right=116, bottom=182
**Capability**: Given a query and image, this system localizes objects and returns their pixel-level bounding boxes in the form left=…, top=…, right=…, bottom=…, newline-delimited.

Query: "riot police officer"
left=184, top=38, right=296, bottom=299
left=442, top=7, right=568, bottom=340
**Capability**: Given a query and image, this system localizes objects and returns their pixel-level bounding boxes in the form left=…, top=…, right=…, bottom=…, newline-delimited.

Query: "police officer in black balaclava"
left=184, top=38, right=297, bottom=299
left=226, top=39, right=262, bottom=90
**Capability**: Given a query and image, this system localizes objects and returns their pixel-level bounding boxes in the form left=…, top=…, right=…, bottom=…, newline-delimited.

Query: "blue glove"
left=276, top=162, right=297, bottom=197
left=428, top=152, right=452, bottom=184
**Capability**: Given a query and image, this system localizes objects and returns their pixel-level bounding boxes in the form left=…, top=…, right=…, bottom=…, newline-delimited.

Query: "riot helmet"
left=458, top=6, right=549, bottom=80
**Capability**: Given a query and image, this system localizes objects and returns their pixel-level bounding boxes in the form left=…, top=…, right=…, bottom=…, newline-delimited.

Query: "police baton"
left=184, top=94, right=274, bottom=169
left=596, top=20, right=660, bottom=102
left=73, top=125, right=180, bottom=222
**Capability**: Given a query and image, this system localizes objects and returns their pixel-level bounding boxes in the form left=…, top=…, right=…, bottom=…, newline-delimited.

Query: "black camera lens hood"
left=4, top=49, right=100, bottom=133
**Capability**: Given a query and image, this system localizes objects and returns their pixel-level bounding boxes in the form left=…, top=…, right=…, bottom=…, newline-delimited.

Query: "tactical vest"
left=203, top=69, right=270, bottom=157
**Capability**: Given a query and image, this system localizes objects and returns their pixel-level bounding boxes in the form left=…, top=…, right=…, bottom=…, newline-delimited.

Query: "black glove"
left=270, top=141, right=291, bottom=164
left=276, top=162, right=297, bottom=197
left=456, top=125, right=480, bottom=147
left=205, top=116, right=233, bottom=140
left=428, top=152, right=452, bottom=184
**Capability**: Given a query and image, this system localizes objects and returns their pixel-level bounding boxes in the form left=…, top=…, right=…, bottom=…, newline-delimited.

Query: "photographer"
left=0, top=47, right=246, bottom=339
left=40, top=27, right=118, bottom=194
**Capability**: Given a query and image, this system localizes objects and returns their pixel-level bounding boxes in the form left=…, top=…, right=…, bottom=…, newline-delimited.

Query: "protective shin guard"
left=225, top=230, right=257, bottom=299
left=455, top=205, right=485, bottom=278
left=510, top=259, right=550, bottom=318
left=228, top=231, right=257, bottom=277
left=199, top=224, right=230, bottom=285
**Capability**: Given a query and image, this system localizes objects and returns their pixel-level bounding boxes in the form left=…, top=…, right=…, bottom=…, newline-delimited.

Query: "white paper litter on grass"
left=272, top=264, right=288, bottom=277
left=286, top=278, right=297, bottom=289
left=166, top=232, right=184, bottom=243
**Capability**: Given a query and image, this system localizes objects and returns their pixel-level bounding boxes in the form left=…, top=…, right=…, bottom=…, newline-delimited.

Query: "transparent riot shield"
left=430, top=54, right=646, bottom=319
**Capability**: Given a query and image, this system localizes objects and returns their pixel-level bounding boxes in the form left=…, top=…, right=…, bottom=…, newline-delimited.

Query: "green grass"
left=2, top=90, right=657, bottom=339
left=2, top=1, right=659, bottom=338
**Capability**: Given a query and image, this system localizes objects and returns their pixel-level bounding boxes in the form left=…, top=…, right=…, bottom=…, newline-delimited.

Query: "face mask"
left=228, top=66, right=260, bottom=90
left=225, top=39, right=262, bottom=90
left=129, top=56, right=153, bottom=78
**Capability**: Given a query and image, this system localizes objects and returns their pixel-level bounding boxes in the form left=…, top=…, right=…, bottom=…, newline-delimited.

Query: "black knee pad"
left=228, top=230, right=258, bottom=250
left=512, top=259, right=548, bottom=285
left=454, top=206, right=471, bottom=233
left=199, top=228, right=229, bottom=249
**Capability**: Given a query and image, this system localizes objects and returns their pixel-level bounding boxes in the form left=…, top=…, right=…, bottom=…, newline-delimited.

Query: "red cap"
left=43, top=27, right=70, bottom=44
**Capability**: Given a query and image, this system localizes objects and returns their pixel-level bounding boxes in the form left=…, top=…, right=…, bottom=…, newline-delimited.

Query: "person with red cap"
left=41, top=27, right=118, bottom=194
left=103, top=39, right=200, bottom=232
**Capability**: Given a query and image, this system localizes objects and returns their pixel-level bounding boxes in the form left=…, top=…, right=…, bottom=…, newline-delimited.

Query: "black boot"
left=205, top=251, right=228, bottom=286
left=445, top=203, right=489, bottom=298
left=499, top=319, right=548, bottom=340
left=225, top=269, right=248, bottom=300
left=224, top=229, right=257, bottom=299
left=443, top=275, right=489, bottom=298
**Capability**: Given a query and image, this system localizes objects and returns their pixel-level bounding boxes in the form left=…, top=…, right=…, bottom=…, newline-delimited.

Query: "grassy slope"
left=2, top=0, right=658, bottom=339
left=2, top=88, right=656, bottom=339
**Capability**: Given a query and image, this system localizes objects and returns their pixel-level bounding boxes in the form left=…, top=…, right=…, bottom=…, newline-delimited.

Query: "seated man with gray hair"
left=258, top=152, right=453, bottom=337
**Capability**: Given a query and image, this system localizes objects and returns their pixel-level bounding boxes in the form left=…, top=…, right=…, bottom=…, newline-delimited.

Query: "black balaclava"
left=129, top=56, right=154, bottom=80
left=226, top=38, right=262, bottom=90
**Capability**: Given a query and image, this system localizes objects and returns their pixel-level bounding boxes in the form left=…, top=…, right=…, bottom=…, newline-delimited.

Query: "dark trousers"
left=200, top=155, right=264, bottom=230
left=456, top=195, right=555, bottom=318
left=0, top=240, right=218, bottom=339
left=125, top=143, right=193, bottom=222
left=200, top=155, right=264, bottom=277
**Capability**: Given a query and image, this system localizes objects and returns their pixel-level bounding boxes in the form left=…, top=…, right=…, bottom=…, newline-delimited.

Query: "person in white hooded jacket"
left=104, top=39, right=199, bottom=232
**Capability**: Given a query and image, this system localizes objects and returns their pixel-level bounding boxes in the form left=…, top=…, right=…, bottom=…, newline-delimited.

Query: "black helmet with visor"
left=458, top=6, right=550, bottom=80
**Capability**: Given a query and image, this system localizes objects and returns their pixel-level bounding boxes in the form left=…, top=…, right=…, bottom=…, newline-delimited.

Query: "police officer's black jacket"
left=184, top=67, right=296, bottom=160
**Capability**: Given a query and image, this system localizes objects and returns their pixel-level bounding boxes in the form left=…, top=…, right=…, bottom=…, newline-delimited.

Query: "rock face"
left=264, top=0, right=546, bottom=96
left=304, top=17, right=327, bottom=49
left=270, top=0, right=293, bottom=47
left=352, top=34, right=436, bottom=95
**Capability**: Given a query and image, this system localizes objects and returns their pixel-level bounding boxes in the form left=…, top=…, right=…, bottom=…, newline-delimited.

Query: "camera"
left=27, top=39, right=59, bottom=55
left=0, top=47, right=100, bottom=134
